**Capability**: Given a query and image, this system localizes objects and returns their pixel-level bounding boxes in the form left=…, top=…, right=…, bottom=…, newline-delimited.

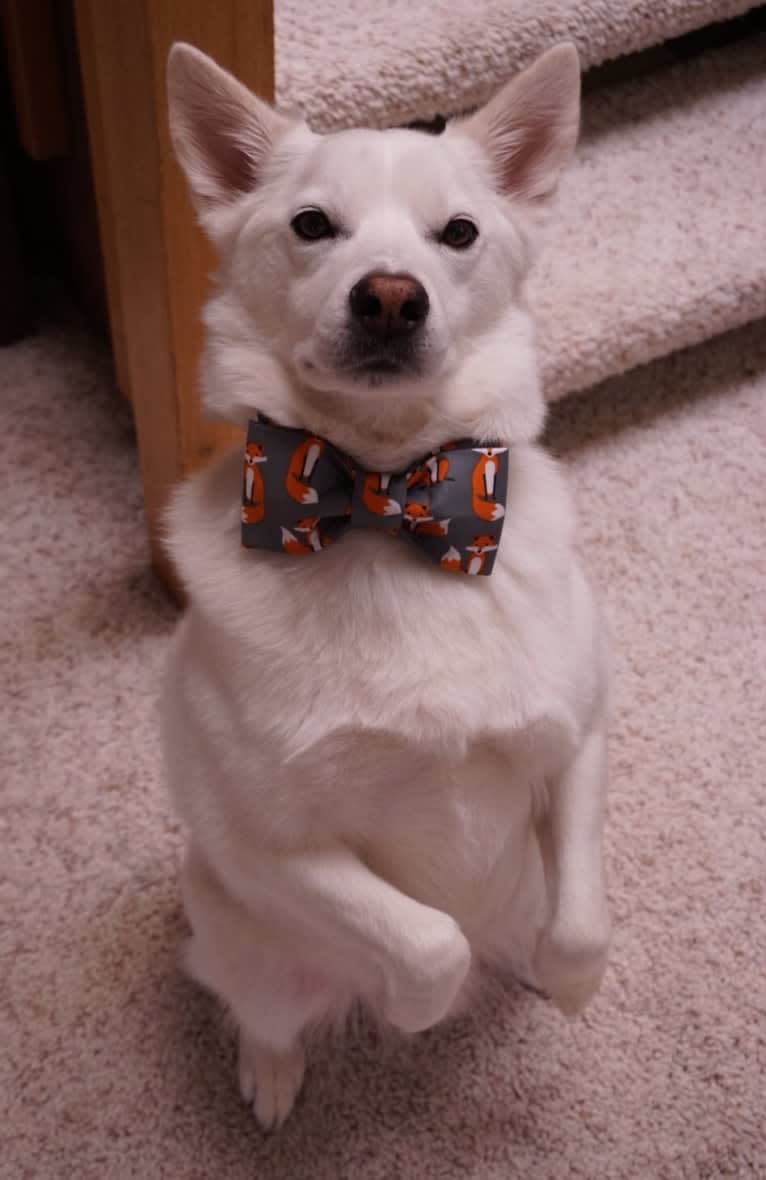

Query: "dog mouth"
left=334, top=337, right=423, bottom=382
left=298, top=330, right=437, bottom=393
left=354, top=357, right=407, bottom=377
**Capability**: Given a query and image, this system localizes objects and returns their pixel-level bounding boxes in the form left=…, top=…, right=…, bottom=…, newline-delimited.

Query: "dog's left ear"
left=167, top=42, right=297, bottom=227
left=451, top=43, right=580, bottom=201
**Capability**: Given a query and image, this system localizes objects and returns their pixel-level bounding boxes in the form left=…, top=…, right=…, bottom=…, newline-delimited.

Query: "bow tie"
left=241, top=418, right=508, bottom=575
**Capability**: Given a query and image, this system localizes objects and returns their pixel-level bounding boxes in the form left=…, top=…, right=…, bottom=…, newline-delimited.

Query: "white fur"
left=163, top=41, right=611, bottom=1130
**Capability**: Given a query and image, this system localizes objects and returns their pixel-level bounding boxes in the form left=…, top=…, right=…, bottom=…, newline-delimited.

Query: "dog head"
left=167, top=43, right=579, bottom=462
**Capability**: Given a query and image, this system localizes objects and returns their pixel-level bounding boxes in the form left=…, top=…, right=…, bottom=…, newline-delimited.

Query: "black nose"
left=349, top=272, right=429, bottom=339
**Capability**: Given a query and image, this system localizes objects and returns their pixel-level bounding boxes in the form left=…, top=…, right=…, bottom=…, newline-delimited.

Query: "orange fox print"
left=465, top=533, right=498, bottom=576
left=294, top=516, right=331, bottom=552
left=416, top=518, right=450, bottom=537
left=362, top=472, right=401, bottom=517
left=280, top=527, right=313, bottom=555
left=285, top=438, right=324, bottom=505
left=471, top=448, right=507, bottom=522
left=440, top=545, right=462, bottom=572
left=243, top=441, right=267, bottom=523
left=403, top=502, right=450, bottom=537
left=241, top=504, right=265, bottom=525
left=407, top=454, right=450, bottom=490
left=403, top=502, right=432, bottom=526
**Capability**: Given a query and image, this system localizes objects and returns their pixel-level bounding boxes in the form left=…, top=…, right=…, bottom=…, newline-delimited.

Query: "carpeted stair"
left=276, top=0, right=759, bottom=130
left=277, top=2, right=766, bottom=399
left=530, top=31, right=766, bottom=398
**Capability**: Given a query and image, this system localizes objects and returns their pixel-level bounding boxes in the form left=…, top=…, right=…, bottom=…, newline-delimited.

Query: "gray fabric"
left=241, top=419, right=509, bottom=576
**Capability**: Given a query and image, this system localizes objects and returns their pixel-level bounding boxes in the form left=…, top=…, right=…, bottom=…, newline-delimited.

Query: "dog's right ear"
left=167, top=43, right=295, bottom=224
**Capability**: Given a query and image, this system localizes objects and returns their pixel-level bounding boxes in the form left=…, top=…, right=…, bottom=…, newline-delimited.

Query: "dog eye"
left=440, top=218, right=478, bottom=250
left=291, top=208, right=336, bottom=242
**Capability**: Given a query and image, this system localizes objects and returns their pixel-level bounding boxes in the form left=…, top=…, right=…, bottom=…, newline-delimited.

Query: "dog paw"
left=383, top=913, right=472, bottom=1034
left=238, top=1031, right=306, bottom=1131
left=532, top=921, right=610, bottom=1017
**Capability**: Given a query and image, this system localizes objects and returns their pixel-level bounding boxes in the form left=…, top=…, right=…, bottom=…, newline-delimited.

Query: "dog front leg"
left=208, top=841, right=472, bottom=1034
left=533, top=723, right=611, bottom=1014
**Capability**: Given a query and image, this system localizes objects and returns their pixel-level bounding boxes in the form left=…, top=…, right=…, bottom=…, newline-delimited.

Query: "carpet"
left=2, top=300, right=765, bottom=1179
left=276, top=0, right=758, bottom=130
left=529, top=31, right=766, bottom=399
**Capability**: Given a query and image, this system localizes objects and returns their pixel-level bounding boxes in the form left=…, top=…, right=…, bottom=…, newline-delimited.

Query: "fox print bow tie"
left=241, top=418, right=508, bottom=575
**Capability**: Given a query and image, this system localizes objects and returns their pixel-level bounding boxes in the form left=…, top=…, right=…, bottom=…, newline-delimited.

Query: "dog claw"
left=238, top=1031, right=306, bottom=1131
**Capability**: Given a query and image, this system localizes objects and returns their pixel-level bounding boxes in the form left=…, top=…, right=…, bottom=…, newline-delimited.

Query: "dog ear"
left=167, top=42, right=295, bottom=220
left=452, top=43, right=580, bottom=201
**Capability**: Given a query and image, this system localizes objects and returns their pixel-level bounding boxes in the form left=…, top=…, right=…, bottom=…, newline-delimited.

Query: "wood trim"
left=72, top=5, right=129, bottom=394
left=1, top=0, right=69, bottom=160
left=74, top=0, right=274, bottom=590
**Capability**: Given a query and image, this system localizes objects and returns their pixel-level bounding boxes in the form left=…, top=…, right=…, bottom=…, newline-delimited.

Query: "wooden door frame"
left=75, top=0, right=274, bottom=590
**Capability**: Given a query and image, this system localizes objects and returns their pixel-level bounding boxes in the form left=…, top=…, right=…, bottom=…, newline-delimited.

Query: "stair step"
left=276, top=0, right=759, bottom=131
left=530, top=32, right=766, bottom=398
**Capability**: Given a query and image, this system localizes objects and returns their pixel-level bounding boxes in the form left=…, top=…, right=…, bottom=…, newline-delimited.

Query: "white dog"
left=162, top=40, right=611, bottom=1131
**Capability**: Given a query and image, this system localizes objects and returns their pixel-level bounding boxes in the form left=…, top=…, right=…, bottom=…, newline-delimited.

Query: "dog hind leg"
left=181, top=846, right=337, bottom=1129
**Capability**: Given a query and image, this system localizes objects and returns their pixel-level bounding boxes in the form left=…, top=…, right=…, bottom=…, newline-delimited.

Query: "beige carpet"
left=529, top=31, right=766, bottom=400
left=2, top=300, right=765, bottom=1179
left=276, top=0, right=758, bottom=129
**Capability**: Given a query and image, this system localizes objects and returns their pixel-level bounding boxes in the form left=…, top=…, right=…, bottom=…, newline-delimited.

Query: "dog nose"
left=349, top=273, right=429, bottom=338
